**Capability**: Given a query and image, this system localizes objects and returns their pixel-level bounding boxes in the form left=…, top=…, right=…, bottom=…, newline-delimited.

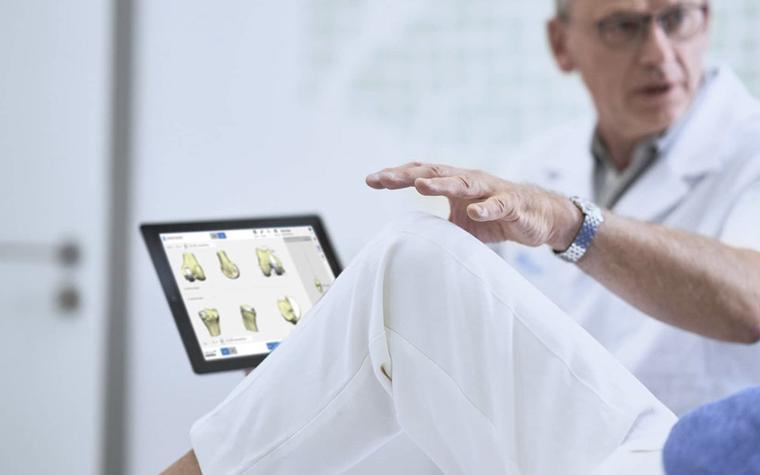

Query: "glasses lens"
left=659, top=4, right=706, bottom=39
left=598, top=13, right=645, bottom=47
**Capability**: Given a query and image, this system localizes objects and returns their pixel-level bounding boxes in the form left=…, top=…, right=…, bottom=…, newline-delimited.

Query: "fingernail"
left=474, top=205, right=488, bottom=218
left=367, top=173, right=380, bottom=181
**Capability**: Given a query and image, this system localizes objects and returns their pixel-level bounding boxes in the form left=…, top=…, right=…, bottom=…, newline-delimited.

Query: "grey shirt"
left=592, top=134, right=661, bottom=209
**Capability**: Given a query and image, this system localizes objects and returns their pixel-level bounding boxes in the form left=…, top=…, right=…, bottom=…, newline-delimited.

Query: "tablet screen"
left=159, top=225, right=336, bottom=362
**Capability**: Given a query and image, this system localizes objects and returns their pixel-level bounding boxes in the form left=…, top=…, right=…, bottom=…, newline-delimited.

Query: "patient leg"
left=190, top=212, right=676, bottom=475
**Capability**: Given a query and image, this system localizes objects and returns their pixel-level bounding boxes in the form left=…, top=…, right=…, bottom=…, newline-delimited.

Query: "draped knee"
left=365, top=212, right=528, bottom=332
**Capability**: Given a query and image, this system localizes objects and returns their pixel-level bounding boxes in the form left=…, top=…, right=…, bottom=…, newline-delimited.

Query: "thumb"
left=466, top=195, right=516, bottom=222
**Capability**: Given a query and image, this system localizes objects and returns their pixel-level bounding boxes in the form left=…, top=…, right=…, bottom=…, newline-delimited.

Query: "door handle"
left=0, top=241, right=80, bottom=267
left=0, top=241, right=81, bottom=313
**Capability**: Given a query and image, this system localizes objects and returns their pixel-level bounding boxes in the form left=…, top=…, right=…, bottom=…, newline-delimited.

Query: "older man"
left=370, top=0, right=760, bottom=416
left=165, top=1, right=760, bottom=473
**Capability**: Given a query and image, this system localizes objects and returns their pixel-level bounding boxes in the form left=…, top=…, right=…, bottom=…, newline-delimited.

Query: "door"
left=0, top=1, right=111, bottom=473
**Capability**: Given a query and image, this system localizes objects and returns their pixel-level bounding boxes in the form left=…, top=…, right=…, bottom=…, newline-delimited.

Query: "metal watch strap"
left=554, top=196, right=605, bottom=263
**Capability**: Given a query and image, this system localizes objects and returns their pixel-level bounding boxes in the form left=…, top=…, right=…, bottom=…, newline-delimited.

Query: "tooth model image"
left=181, top=252, right=206, bottom=282
left=240, top=305, right=258, bottom=332
left=256, top=247, right=285, bottom=277
left=277, top=296, right=301, bottom=325
left=217, top=250, right=240, bottom=279
left=198, top=308, right=221, bottom=337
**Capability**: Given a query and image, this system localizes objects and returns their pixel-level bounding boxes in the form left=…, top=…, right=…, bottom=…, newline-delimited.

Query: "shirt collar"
left=591, top=132, right=657, bottom=176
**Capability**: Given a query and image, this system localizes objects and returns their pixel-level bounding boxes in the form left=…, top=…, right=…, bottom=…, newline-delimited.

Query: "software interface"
left=160, top=225, right=336, bottom=361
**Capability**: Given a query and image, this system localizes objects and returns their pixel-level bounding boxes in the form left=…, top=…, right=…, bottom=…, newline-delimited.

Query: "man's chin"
left=630, top=104, right=688, bottom=136
left=627, top=91, right=692, bottom=131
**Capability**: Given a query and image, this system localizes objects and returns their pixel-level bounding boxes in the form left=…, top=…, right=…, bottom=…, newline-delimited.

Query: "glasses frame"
left=561, top=2, right=710, bottom=50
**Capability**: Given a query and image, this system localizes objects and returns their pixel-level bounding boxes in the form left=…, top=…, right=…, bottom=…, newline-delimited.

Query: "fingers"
left=414, top=175, right=488, bottom=199
left=466, top=195, right=519, bottom=222
left=365, top=162, right=424, bottom=189
left=366, top=163, right=460, bottom=190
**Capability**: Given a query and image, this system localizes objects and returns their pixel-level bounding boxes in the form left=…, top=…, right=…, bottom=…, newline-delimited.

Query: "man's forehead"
left=570, top=0, right=692, bottom=16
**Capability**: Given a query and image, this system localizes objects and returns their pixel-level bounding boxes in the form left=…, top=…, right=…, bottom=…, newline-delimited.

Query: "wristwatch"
left=554, top=196, right=605, bottom=263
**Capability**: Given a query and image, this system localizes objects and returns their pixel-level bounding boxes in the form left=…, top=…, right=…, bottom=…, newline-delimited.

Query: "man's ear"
left=547, top=18, right=575, bottom=72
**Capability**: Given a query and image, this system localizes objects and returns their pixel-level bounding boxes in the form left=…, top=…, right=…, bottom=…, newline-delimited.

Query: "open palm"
left=366, top=162, right=579, bottom=249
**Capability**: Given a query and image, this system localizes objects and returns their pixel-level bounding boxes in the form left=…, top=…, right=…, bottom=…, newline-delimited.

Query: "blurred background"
left=1, top=1, right=758, bottom=473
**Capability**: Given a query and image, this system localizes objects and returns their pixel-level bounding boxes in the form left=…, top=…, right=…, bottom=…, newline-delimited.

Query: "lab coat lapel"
left=611, top=155, right=692, bottom=221
left=613, top=67, right=741, bottom=221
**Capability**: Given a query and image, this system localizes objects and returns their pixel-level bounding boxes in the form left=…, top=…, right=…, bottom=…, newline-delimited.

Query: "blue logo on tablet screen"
left=267, top=341, right=280, bottom=352
left=221, top=347, right=230, bottom=356
left=210, top=232, right=227, bottom=240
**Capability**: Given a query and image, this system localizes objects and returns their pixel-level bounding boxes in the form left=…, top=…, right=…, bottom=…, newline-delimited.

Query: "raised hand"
left=366, top=162, right=582, bottom=249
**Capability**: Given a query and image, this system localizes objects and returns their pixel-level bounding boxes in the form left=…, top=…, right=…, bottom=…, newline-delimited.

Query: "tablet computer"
left=140, top=216, right=342, bottom=374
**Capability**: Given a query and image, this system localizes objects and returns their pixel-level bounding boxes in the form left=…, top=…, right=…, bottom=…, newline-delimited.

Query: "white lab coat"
left=491, top=66, right=760, bottom=415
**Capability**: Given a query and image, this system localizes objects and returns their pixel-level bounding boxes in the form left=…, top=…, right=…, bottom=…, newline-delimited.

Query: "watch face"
left=579, top=201, right=594, bottom=214
left=572, top=197, right=601, bottom=219
left=571, top=197, right=589, bottom=213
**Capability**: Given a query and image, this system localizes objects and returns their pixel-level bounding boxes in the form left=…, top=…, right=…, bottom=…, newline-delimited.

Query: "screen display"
left=159, top=225, right=336, bottom=361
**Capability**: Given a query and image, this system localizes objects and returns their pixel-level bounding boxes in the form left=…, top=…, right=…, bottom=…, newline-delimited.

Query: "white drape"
left=191, top=212, right=676, bottom=475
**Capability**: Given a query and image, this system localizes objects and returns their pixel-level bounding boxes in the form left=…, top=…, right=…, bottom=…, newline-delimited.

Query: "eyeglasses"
left=568, top=3, right=709, bottom=49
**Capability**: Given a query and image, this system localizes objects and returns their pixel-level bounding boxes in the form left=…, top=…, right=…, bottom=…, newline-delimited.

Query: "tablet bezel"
left=140, top=215, right=342, bottom=374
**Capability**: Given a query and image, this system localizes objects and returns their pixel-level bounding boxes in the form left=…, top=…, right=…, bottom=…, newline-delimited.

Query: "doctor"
left=369, top=0, right=760, bottom=415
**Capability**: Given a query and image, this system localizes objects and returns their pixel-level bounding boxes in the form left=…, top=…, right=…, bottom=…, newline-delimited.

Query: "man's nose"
left=638, top=21, right=676, bottom=67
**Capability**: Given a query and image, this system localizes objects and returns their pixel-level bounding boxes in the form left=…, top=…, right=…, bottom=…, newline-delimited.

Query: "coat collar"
left=521, top=66, right=758, bottom=221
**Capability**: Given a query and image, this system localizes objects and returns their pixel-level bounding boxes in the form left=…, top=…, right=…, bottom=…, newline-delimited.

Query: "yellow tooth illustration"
left=240, top=305, right=258, bottom=332
left=181, top=252, right=206, bottom=282
left=314, top=277, right=324, bottom=293
left=198, top=308, right=221, bottom=337
left=255, top=248, right=271, bottom=276
left=277, top=296, right=301, bottom=325
left=256, top=248, right=285, bottom=277
left=217, top=250, right=240, bottom=279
